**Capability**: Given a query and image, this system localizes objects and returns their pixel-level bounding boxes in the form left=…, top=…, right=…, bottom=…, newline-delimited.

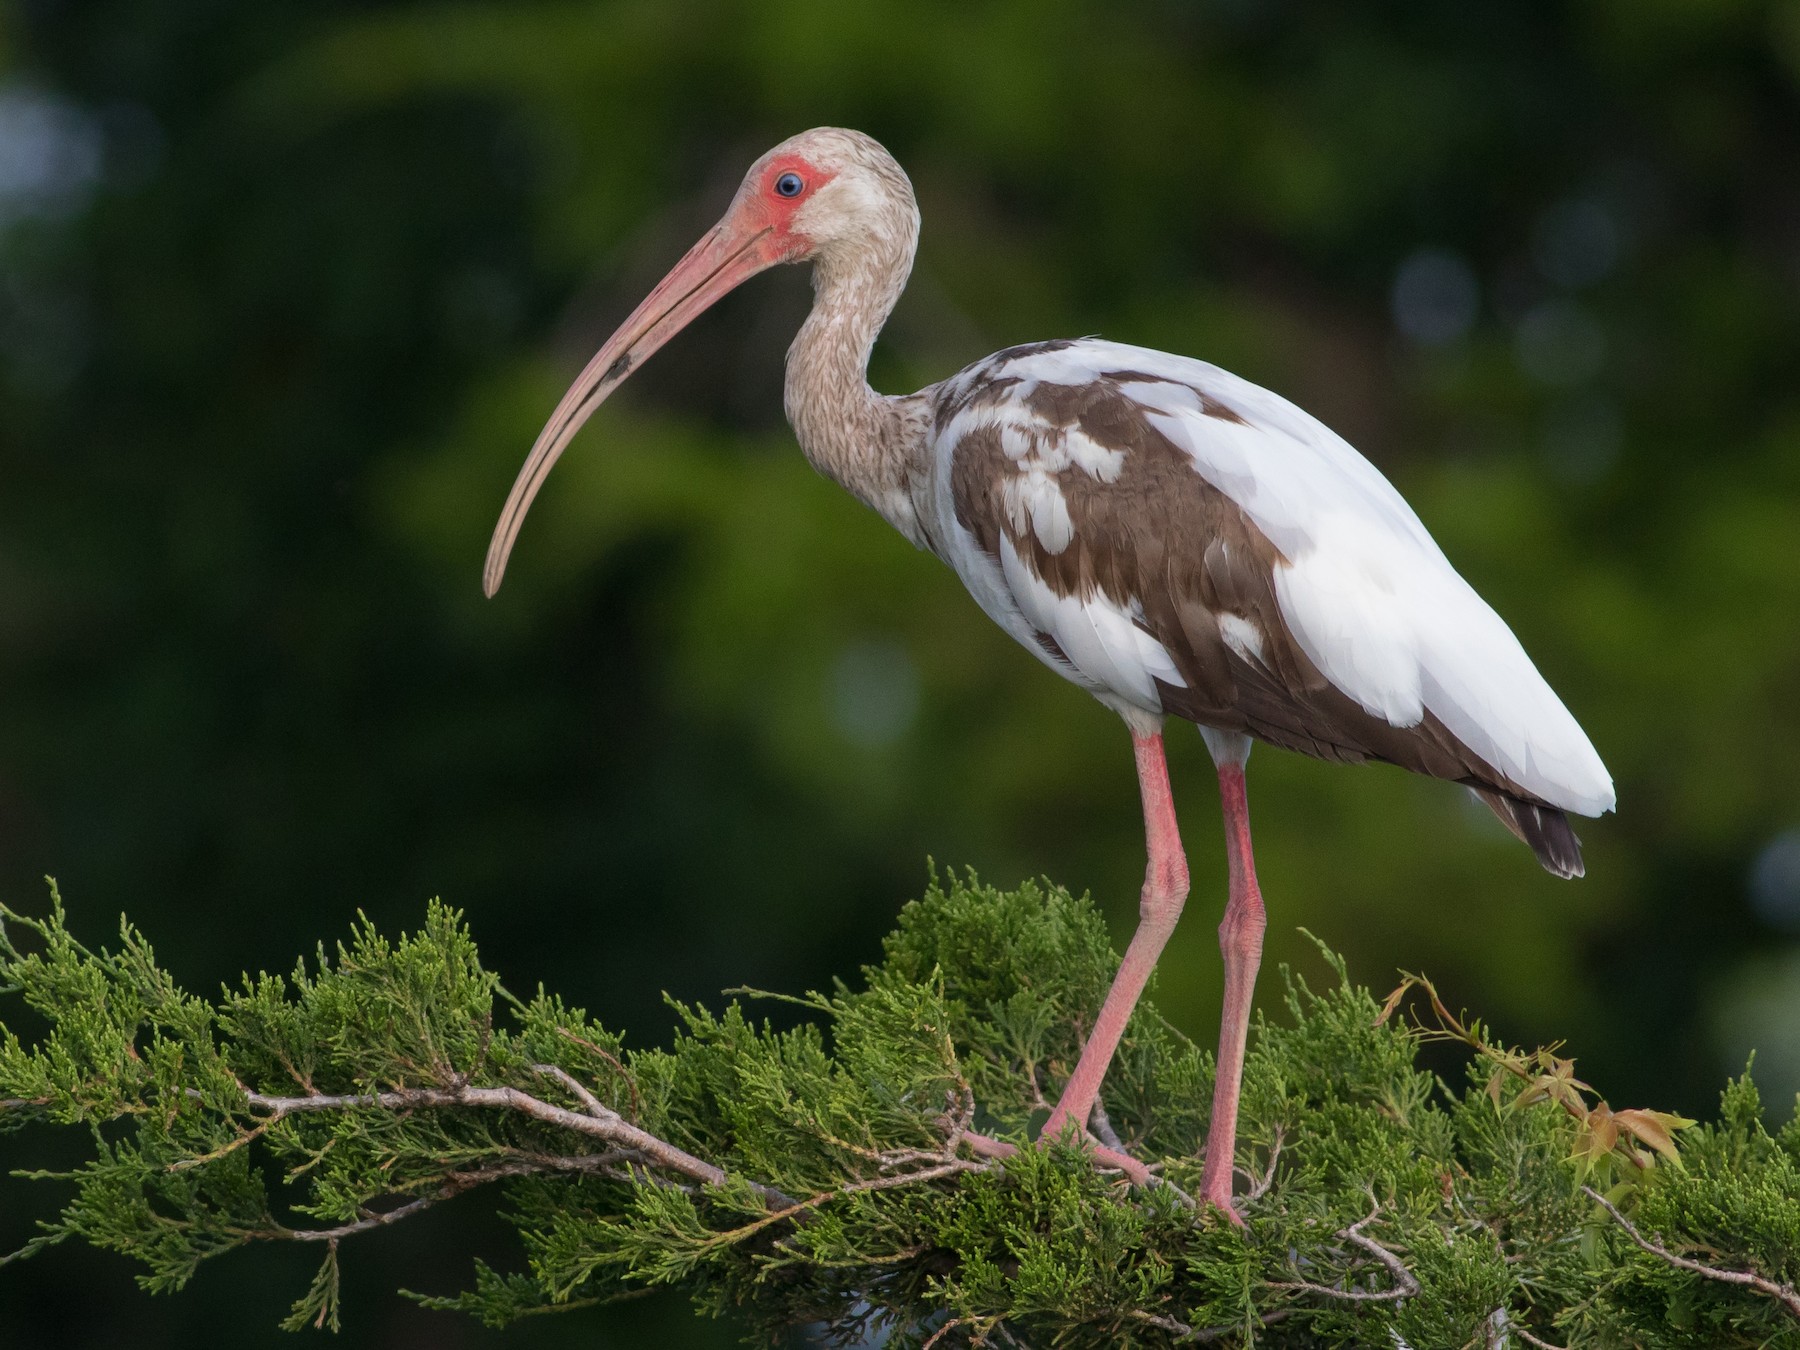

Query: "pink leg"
left=1041, top=731, right=1190, bottom=1161
left=1197, top=760, right=1266, bottom=1223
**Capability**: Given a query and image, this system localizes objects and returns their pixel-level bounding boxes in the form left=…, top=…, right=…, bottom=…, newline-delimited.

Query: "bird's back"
left=918, top=338, right=1613, bottom=876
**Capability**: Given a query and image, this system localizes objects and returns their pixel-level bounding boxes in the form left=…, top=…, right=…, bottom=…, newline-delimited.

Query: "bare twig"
left=279, top=1194, right=441, bottom=1243
left=1129, top=1309, right=1193, bottom=1336
left=267, top=1151, right=649, bottom=1243
left=1149, top=1174, right=1199, bottom=1211
left=1088, top=1099, right=1126, bottom=1152
left=1236, top=1124, right=1284, bottom=1202
left=1338, top=1207, right=1421, bottom=1298
left=196, top=1072, right=1001, bottom=1243
left=921, top=1313, right=1003, bottom=1348
left=213, top=1082, right=794, bottom=1207
left=167, top=1115, right=279, bottom=1172
left=1583, top=1186, right=1800, bottom=1321
left=1509, top=1322, right=1570, bottom=1350
left=709, top=1158, right=994, bottom=1250
left=1268, top=1199, right=1419, bottom=1304
left=939, top=1083, right=974, bottom=1157
left=1131, top=1307, right=1293, bottom=1343
left=876, top=1089, right=980, bottom=1172
left=553, top=1025, right=641, bottom=1121
left=530, top=1063, right=613, bottom=1122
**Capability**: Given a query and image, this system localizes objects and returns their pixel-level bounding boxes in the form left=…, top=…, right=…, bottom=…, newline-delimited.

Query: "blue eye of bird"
left=775, top=172, right=804, bottom=198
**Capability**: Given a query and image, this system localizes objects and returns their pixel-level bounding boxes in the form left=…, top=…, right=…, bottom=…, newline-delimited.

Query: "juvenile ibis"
left=483, top=128, right=1614, bottom=1221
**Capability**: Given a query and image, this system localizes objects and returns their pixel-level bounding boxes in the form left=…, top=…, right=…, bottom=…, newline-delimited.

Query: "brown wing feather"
left=946, top=366, right=1583, bottom=877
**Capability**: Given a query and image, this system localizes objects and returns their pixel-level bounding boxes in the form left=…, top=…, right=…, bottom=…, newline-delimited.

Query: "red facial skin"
left=738, top=154, right=836, bottom=260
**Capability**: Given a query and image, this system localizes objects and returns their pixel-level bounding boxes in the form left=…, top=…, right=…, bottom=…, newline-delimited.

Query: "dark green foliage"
left=4, top=874, right=1798, bottom=1346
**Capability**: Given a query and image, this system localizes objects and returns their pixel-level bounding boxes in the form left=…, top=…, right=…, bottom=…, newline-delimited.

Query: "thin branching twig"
left=1237, top=1123, right=1285, bottom=1203
left=1583, top=1187, right=1800, bottom=1321
left=208, top=1082, right=796, bottom=1205
left=553, top=1025, right=642, bottom=1120
left=1268, top=1197, right=1419, bottom=1304
left=1509, top=1323, right=1570, bottom=1350
left=279, top=1195, right=441, bottom=1243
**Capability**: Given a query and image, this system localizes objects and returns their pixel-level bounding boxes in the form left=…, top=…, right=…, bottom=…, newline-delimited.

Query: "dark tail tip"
left=1471, top=788, right=1586, bottom=879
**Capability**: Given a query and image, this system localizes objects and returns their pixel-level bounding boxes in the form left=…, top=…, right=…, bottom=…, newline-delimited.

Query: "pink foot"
left=962, top=1128, right=1153, bottom=1187
left=1203, top=1180, right=1245, bottom=1228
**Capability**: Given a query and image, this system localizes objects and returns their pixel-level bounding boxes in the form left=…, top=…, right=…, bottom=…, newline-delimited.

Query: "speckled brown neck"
left=782, top=205, right=930, bottom=545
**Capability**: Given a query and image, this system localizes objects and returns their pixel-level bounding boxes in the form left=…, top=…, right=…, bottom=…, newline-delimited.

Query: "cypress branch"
left=2, top=873, right=1797, bottom=1346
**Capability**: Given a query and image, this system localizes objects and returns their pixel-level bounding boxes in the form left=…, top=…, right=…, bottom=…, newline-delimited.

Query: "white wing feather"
left=987, top=340, right=1615, bottom=817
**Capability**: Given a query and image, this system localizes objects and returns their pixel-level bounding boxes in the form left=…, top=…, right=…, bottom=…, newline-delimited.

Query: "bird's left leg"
left=1196, top=731, right=1264, bottom=1224
left=1036, top=729, right=1190, bottom=1167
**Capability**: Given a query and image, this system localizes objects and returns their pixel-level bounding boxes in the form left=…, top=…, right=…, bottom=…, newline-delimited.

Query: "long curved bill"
left=483, top=219, right=783, bottom=597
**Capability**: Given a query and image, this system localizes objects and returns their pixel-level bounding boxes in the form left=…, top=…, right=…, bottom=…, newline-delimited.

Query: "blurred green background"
left=2, top=1, right=1797, bottom=1345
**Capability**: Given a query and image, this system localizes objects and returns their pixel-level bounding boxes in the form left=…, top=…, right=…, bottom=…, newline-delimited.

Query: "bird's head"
left=735, top=127, right=918, bottom=266
left=482, top=127, right=915, bottom=597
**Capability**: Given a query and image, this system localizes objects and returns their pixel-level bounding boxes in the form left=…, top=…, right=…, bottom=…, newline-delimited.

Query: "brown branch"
left=1509, top=1323, right=1570, bottom=1350
left=529, top=1062, right=612, bottom=1121
left=237, top=1082, right=986, bottom=1257
left=922, top=1314, right=1003, bottom=1349
left=278, top=1194, right=441, bottom=1243
left=1129, top=1309, right=1193, bottom=1336
left=1149, top=1174, right=1198, bottom=1211
left=705, top=1157, right=993, bottom=1251
left=1268, top=1199, right=1419, bottom=1304
left=873, top=1091, right=976, bottom=1173
left=187, top=1072, right=998, bottom=1252
left=554, top=1025, right=641, bottom=1121
left=167, top=1115, right=278, bottom=1172
left=1583, top=1187, right=1800, bottom=1321
left=1131, top=1307, right=1293, bottom=1344
left=220, top=1082, right=794, bottom=1207
left=264, top=1151, right=647, bottom=1244
left=931, top=1083, right=974, bottom=1161
left=1236, top=1123, right=1285, bottom=1203
left=1088, top=1099, right=1126, bottom=1152
left=444, top=1152, right=634, bottom=1186
left=1338, top=1208, right=1422, bottom=1297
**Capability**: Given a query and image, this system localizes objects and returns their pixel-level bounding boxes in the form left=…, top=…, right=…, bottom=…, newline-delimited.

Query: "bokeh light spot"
left=1750, top=828, right=1800, bottom=933
left=0, top=83, right=103, bottom=226
left=1390, top=248, right=1479, bottom=347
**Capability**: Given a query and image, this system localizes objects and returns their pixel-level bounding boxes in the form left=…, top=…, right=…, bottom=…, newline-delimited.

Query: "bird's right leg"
left=960, top=730, right=1186, bottom=1185
left=1037, top=729, right=1190, bottom=1158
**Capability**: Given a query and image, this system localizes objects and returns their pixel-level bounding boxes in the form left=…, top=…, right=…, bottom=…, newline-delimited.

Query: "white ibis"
left=483, top=128, right=1614, bottom=1222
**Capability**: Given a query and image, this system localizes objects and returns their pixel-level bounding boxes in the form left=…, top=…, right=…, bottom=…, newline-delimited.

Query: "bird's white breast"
left=924, top=385, right=1186, bottom=731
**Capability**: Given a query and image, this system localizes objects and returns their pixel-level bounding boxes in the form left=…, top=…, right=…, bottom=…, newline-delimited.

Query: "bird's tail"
left=1470, top=787, right=1585, bottom=879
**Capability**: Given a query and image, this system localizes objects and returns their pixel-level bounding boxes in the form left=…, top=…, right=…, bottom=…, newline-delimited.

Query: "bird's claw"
left=960, top=1127, right=1154, bottom=1187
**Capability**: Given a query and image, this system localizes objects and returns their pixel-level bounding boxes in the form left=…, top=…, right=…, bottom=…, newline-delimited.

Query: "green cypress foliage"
left=2, top=874, right=1796, bottom=1346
